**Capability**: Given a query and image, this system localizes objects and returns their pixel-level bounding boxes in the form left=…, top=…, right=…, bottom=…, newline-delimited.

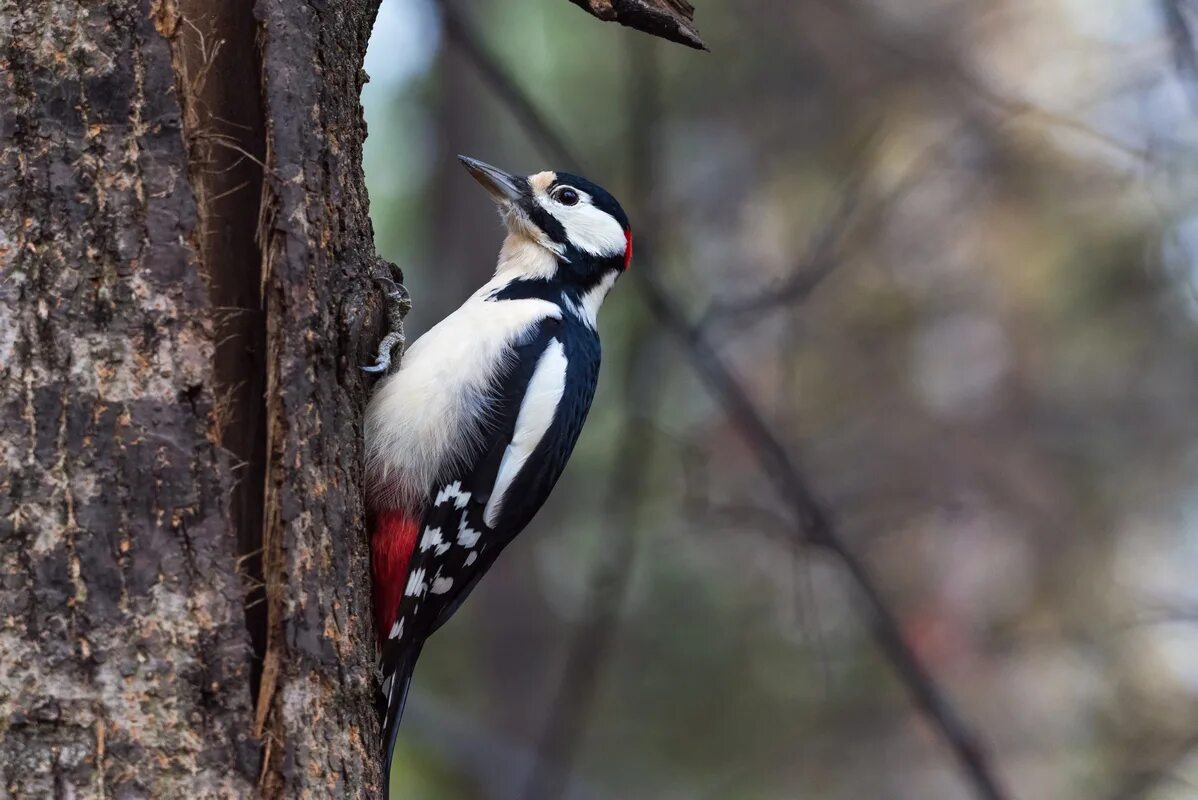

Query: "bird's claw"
left=363, top=327, right=405, bottom=371
left=362, top=268, right=410, bottom=376
left=361, top=361, right=389, bottom=374
left=375, top=275, right=408, bottom=300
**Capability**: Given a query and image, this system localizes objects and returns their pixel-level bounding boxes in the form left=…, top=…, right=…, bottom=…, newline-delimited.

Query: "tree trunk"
left=0, top=0, right=387, bottom=796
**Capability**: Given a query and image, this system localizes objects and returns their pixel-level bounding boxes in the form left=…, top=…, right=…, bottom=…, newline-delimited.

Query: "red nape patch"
left=371, top=509, right=420, bottom=645
left=623, top=229, right=634, bottom=271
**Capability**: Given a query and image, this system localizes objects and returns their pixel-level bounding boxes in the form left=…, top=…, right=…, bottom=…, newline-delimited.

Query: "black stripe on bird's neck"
left=487, top=257, right=619, bottom=310
left=487, top=276, right=593, bottom=310
left=525, top=203, right=568, bottom=246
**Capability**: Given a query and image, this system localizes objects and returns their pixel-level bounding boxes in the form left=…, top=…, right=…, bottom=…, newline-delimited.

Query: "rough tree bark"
left=0, top=1, right=259, bottom=796
left=249, top=0, right=387, bottom=795
left=0, top=1, right=698, bottom=797
left=0, top=0, right=387, bottom=796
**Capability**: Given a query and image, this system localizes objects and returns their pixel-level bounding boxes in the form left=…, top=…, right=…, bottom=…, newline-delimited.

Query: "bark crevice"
left=169, top=0, right=272, bottom=710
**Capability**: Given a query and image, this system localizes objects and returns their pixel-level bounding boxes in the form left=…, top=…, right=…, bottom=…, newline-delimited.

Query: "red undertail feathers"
left=372, top=509, right=420, bottom=645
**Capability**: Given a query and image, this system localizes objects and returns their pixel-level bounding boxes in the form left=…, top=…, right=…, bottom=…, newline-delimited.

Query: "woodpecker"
left=364, top=156, right=632, bottom=794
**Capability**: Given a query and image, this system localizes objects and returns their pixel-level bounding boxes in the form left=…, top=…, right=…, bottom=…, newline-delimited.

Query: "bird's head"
left=459, top=156, right=633, bottom=289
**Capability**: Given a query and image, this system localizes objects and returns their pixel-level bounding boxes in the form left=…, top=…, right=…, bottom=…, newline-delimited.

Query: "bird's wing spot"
left=419, top=526, right=444, bottom=553
left=404, top=568, right=427, bottom=597
left=434, top=481, right=471, bottom=507
left=457, top=511, right=482, bottom=548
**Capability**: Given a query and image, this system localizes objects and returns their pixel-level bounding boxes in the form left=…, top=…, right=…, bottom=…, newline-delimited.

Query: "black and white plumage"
left=364, top=156, right=632, bottom=796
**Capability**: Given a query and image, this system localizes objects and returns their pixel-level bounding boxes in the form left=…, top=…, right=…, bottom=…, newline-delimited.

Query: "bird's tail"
left=380, top=639, right=423, bottom=800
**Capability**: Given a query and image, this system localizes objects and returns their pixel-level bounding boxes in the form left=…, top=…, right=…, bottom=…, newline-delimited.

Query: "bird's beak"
left=458, top=155, right=526, bottom=206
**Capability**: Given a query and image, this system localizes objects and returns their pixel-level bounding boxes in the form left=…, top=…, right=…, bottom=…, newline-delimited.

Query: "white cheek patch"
left=535, top=193, right=627, bottom=258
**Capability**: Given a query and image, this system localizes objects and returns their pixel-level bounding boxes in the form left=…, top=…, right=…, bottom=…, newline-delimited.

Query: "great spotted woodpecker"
left=364, top=156, right=632, bottom=793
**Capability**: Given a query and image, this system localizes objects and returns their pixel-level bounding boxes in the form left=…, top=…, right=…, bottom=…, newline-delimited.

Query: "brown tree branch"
left=440, top=4, right=580, bottom=167
left=443, top=12, right=1009, bottom=800
left=568, top=0, right=706, bottom=50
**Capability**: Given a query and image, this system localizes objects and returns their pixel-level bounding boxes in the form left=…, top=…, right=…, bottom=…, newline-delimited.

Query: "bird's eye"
left=555, top=187, right=580, bottom=206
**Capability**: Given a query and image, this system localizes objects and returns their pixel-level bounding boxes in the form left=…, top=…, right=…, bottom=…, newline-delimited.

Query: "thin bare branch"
left=523, top=420, right=652, bottom=800
left=642, top=275, right=1008, bottom=800
left=702, top=128, right=970, bottom=336
left=700, top=168, right=866, bottom=330
left=809, top=0, right=1153, bottom=163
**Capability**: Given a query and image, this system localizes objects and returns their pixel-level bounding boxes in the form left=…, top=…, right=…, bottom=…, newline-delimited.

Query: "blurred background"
left=362, top=1, right=1198, bottom=798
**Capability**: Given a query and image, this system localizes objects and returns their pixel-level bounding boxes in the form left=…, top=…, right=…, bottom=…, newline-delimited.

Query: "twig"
left=444, top=11, right=1010, bottom=800
left=699, top=130, right=944, bottom=335
left=641, top=273, right=1008, bottom=800
left=699, top=165, right=866, bottom=331
left=522, top=416, right=652, bottom=800
left=808, top=0, right=1152, bottom=163
left=191, top=130, right=274, bottom=174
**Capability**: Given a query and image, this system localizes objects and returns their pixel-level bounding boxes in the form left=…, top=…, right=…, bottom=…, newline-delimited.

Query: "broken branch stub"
left=568, top=0, right=706, bottom=50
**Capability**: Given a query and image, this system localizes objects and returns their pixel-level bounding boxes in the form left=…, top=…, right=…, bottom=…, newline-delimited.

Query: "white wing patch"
left=483, top=339, right=569, bottom=528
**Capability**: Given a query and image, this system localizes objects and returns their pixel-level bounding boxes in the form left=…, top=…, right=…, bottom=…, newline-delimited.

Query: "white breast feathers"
left=365, top=282, right=560, bottom=511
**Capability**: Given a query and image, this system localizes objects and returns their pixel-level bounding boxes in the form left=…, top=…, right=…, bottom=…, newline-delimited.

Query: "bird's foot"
left=362, top=266, right=412, bottom=375
left=361, top=331, right=405, bottom=374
